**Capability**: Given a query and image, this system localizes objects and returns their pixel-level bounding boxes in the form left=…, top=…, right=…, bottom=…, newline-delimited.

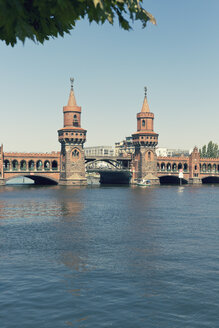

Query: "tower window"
left=142, top=120, right=145, bottom=127
left=148, top=152, right=151, bottom=160
left=73, top=114, right=79, bottom=127
left=72, top=149, right=80, bottom=158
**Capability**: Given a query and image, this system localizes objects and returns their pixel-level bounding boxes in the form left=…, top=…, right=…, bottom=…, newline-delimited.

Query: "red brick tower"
left=58, top=79, right=87, bottom=185
left=131, top=87, right=159, bottom=184
left=189, top=147, right=202, bottom=184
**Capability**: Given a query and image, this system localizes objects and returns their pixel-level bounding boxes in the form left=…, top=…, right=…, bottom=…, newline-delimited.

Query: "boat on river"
left=137, top=179, right=151, bottom=187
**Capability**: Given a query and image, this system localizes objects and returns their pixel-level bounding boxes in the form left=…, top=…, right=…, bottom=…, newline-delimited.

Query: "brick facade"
left=131, top=88, right=159, bottom=184
left=58, top=82, right=87, bottom=185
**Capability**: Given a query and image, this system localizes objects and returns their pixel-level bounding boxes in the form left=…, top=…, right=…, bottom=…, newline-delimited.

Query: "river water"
left=0, top=184, right=218, bottom=328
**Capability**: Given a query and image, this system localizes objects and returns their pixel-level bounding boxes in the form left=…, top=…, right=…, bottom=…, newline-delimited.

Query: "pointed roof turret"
left=141, top=86, right=150, bottom=113
left=67, top=77, right=77, bottom=106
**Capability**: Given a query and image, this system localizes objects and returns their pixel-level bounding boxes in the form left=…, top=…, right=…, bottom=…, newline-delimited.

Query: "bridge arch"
left=202, top=176, right=219, bottom=184
left=5, top=174, right=58, bottom=185
left=159, top=175, right=188, bottom=185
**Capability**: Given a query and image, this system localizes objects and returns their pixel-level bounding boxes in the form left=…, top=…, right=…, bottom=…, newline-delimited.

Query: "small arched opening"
left=28, top=160, right=35, bottom=171
left=142, top=120, right=145, bottom=128
left=167, top=163, right=171, bottom=171
left=172, top=163, right=177, bottom=171
left=161, top=162, right=165, bottom=171
left=12, top=160, right=18, bottom=171
left=44, top=160, right=50, bottom=171
left=73, top=114, right=79, bottom=127
left=20, top=160, right=26, bottom=171
left=4, top=160, right=10, bottom=171
left=207, top=164, right=212, bottom=172
left=52, top=160, right=58, bottom=170
left=202, top=163, right=206, bottom=172
left=178, top=163, right=182, bottom=170
left=36, top=160, right=43, bottom=171
left=183, top=163, right=188, bottom=172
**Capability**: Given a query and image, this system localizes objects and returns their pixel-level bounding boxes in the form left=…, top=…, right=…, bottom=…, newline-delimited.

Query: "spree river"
left=0, top=184, right=219, bottom=328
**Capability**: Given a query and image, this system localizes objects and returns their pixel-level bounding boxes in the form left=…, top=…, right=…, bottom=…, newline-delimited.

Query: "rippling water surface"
left=0, top=184, right=219, bottom=328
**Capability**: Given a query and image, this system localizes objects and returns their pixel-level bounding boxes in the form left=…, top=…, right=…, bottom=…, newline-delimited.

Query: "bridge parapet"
left=4, top=151, right=60, bottom=158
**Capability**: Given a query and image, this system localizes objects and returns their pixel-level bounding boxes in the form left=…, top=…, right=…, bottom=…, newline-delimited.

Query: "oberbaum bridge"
left=0, top=80, right=219, bottom=186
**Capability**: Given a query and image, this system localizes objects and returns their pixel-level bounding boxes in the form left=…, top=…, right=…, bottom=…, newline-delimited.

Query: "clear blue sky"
left=0, top=0, right=218, bottom=152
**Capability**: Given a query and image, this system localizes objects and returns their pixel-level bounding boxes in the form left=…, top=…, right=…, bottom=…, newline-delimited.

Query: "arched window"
left=157, top=163, right=160, bottom=170
left=52, top=160, right=58, bottom=170
left=161, top=162, right=165, bottom=171
left=72, top=149, right=80, bottom=162
left=4, top=160, right=10, bottom=171
left=20, top=160, right=26, bottom=171
left=172, top=163, right=177, bottom=171
left=142, top=120, right=145, bottom=127
left=148, top=151, right=151, bottom=160
left=213, top=164, right=216, bottom=172
left=12, top=160, right=18, bottom=171
left=36, top=160, right=43, bottom=171
left=208, top=164, right=211, bottom=172
left=184, top=163, right=188, bottom=172
left=44, top=160, right=50, bottom=170
left=202, top=164, right=206, bottom=172
left=178, top=163, right=182, bottom=170
left=28, top=160, right=35, bottom=171
left=167, top=163, right=171, bottom=171
left=72, top=149, right=80, bottom=158
left=73, top=114, right=78, bottom=127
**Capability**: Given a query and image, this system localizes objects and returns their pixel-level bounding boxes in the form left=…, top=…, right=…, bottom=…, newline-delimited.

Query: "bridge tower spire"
left=58, top=78, right=87, bottom=185
left=131, top=87, right=159, bottom=184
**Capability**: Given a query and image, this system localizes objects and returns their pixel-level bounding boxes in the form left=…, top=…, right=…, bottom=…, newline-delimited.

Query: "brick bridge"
left=157, top=147, right=219, bottom=184
left=1, top=145, right=219, bottom=185
left=0, top=146, right=60, bottom=185
left=1, top=82, right=219, bottom=185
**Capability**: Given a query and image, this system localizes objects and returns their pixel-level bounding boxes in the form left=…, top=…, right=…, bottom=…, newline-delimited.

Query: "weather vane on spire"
left=70, top=77, right=74, bottom=90
left=144, top=86, right=147, bottom=97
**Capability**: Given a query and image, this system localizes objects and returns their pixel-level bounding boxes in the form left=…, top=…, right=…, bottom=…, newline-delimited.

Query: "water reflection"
left=0, top=185, right=219, bottom=328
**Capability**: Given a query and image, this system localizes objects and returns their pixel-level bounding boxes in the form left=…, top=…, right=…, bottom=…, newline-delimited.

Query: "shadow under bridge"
left=85, top=157, right=132, bottom=184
